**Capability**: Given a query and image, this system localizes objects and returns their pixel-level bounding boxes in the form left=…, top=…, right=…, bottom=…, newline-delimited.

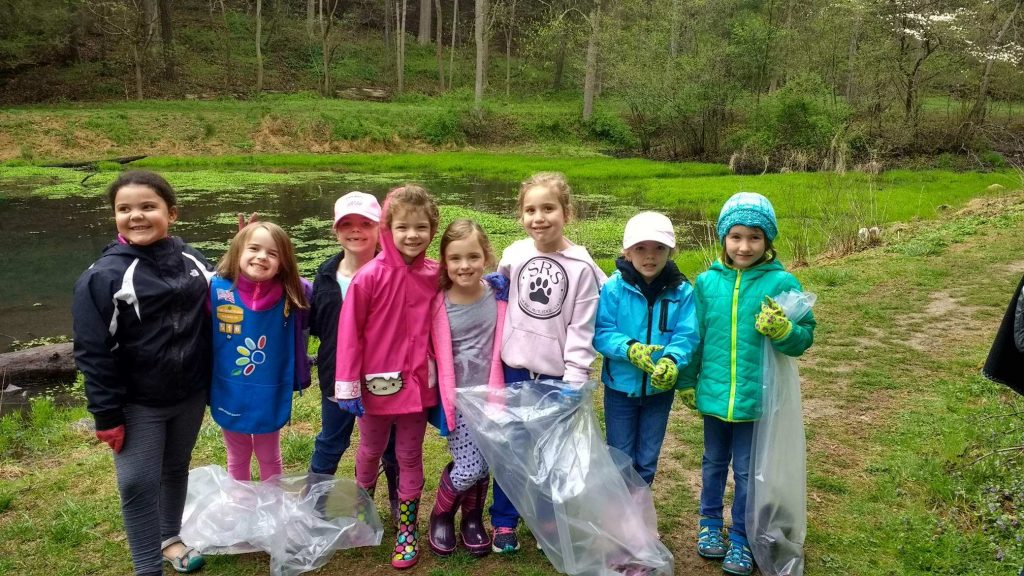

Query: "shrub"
left=584, top=110, right=636, bottom=149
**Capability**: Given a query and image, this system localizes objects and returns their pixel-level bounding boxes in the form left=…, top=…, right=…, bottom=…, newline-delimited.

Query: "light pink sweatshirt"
left=498, top=238, right=607, bottom=383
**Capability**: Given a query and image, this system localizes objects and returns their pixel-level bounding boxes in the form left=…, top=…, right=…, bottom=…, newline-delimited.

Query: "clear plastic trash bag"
left=748, top=290, right=816, bottom=576
left=180, top=465, right=383, bottom=576
left=457, top=379, right=674, bottom=576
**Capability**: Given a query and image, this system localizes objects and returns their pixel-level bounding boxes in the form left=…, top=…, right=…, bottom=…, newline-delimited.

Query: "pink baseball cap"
left=333, top=191, right=382, bottom=228
left=623, top=211, right=676, bottom=250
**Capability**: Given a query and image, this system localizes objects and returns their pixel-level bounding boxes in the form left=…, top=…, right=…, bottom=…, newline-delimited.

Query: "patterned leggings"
left=446, top=411, right=489, bottom=492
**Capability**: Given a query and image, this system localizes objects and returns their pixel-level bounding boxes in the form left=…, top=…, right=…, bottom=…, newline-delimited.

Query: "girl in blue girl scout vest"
left=210, top=221, right=312, bottom=482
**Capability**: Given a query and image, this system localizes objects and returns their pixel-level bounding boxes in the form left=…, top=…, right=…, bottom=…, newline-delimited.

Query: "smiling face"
left=239, top=226, right=282, bottom=282
left=444, top=234, right=487, bottom=291
left=390, top=208, right=433, bottom=264
left=624, top=240, right=671, bottom=282
left=520, top=185, right=569, bottom=253
left=113, top=184, right=177, bottom=246
left=335, top=214, right=379, bottom=257
left=724, top=225, right=767, bottom=270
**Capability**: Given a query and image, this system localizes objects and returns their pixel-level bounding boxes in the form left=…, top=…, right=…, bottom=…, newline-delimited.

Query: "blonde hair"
left=217, top=222, right=309, bottom=310
left=517, top=172, right=574, bottom=221
left=438, top=219, right=497, bottom=290
left=384, top=184, right=440, bottom=233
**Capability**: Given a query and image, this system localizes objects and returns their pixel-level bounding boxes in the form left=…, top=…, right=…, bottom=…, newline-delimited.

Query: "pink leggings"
left=223, top=429, right=282, bottom=481
left=356, top=412, right=427, bottom=501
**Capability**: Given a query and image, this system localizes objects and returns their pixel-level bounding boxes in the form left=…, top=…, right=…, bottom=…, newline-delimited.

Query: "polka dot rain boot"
left=391, top=497, right=421, bottom=569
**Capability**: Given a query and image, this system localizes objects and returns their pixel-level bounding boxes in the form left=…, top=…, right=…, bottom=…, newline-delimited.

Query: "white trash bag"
left=180, top=465, right=383, bottom=576
left=458, top=379, right=674, bottom=576
left=747, top=290, right=816, bottom=576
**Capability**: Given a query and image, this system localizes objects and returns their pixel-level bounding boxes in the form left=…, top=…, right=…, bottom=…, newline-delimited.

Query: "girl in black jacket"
left=73, top=171, right=211, bottom=575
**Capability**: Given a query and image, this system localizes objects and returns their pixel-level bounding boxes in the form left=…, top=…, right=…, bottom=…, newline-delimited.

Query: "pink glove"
left=96, top=425, right=125, bottom=453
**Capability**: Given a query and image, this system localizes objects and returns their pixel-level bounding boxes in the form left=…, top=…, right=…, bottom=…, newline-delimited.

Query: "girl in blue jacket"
left=595, top=211, right=699, bottom=485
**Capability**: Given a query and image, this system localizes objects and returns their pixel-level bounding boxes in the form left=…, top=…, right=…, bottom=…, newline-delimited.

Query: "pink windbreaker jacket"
left=334, top=197, right=440, bottom=416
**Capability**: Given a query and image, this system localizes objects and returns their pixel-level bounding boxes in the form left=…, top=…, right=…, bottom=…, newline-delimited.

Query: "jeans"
left=310, top=393, right=396, bottom=475
left=603, top=386, right=675, bottom=485
left=490, top=365, right=561, bottom=529
left=699, top=415, right=754, bottom=539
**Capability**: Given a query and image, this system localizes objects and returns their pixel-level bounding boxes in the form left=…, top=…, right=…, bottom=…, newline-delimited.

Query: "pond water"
left=0, top=171, right=711, bottom=353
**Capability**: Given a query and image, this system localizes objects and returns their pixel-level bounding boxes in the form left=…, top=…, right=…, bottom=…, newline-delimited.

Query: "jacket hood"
left=377, top=193, right=429, bottom=267
left=101, top=236, right=183, bottom=261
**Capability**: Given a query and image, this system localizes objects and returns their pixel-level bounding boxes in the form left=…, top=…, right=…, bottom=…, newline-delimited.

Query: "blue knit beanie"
left=716, top=192, right=778, bottom=243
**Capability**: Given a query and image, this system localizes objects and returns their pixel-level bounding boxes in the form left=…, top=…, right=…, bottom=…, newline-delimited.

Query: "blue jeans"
left=310, top=394, right=396, bottom=475
left=699, top=415, right=754, bottom=540
left=490, top=366, right=561, bottom=529
left=603, top=386, right=675, bottom=485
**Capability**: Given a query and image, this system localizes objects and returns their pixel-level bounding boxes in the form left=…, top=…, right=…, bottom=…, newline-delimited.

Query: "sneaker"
left=492, top=526, right=520, bottom=554
left=697, top=519, right=727, bottom=559
left=721, top=538, right=753, bottom=576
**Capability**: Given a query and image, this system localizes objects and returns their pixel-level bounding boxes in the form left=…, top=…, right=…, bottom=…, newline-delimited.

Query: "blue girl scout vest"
left=210, top=276, right=295, bottom=434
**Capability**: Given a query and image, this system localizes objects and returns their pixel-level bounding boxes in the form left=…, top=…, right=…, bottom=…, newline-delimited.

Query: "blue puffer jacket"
left=594, top=259, right=699, bottom=397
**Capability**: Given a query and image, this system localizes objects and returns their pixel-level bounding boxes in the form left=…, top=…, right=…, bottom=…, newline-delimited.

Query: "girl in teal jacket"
left=594, top=211, right=699, bottom=486
left=685, top=192, right=815, bottom=576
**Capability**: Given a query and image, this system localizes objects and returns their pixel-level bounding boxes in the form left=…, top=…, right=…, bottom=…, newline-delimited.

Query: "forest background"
left=2, top=0, right=1024, bottom=165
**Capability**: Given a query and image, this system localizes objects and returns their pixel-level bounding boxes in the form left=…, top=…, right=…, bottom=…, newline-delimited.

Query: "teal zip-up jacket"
left=594, top=261, right=699, bottom=397
left=682, top=258, right=815, bottom=422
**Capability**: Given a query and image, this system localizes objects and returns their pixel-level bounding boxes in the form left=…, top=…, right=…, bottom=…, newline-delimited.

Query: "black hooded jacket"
left=72, top=237, right=213, bottom=430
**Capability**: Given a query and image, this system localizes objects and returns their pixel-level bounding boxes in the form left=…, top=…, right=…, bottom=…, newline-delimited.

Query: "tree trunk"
left=396, top=0, right=408, bottom=93
left=418, top=0, right=432, bottom=44
left=142, top=0, right=158, bottom=39
left=158, top=0, right=175, bottom=81
left=434, top=0, right=445, bottom=89
left=68, top=0, right=85, bottom=63
left=255, top=0, right=263, bottom=93
left=474, top=0, right=487, bottom=107
left=307, top=0, right=316, bottom=38
left=504, top=0, right=515, bottom=97
left=553, top=29, right=566, bottom=90
left=448, top=0, right=458, bottom=89
left=131, top=44, right=145, bottom=99
left=384, top=0, right=393, bottom=73
left=669, top=0, right=681, bottom=58
left=218, top=0, right=233, bottom=88
left=845, top=15, right=860, bottom=104
left=0, top=343, right=76, bottom=385
left=582, top=4, right=601, bottom=120
left=962, top=0, right=1022, bottom=142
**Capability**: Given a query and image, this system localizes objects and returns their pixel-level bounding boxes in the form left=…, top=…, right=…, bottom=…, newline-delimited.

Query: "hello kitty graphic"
left=517, top=256, right=568, bottom=319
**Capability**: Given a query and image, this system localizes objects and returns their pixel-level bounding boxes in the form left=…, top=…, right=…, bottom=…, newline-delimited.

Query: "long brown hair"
left=438, top=219, right=497, bottom=290
left=217, top=222, right=309, bottom=310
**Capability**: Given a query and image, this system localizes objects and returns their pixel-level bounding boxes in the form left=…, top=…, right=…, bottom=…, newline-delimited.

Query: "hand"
left=96, top=425, right=125, bottom=453
left=337, top=397, right=365, bottom=417
left=755, top=297, right=792, bottom=340
left=237, top=212, right=258, bottom=231
left=627, top=343, right=663, bottom=374
left=677, top=388, right=697, bottom=411
left=650, top=358, right=678, bottom=390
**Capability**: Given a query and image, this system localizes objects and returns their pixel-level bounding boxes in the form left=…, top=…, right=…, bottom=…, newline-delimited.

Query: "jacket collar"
left=615, top=257, right=686, bottom=304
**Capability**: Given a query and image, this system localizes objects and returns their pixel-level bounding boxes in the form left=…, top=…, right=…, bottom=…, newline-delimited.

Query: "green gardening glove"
left=650, top=357, right=678, bottom=390
left=677, top=388, right=697, bottom=411
left=755, top=296, right=793, bottom=340
left=627, top=342, right=663, bottom=374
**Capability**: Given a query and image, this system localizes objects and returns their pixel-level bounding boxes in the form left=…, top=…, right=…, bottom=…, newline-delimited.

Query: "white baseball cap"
left=623, top=211, right=676, bottom=250
left=333, top=191, right=382, bottom=228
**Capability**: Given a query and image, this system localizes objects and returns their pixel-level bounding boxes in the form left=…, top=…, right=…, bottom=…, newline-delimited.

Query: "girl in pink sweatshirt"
left=490, top=171, right=607, bottom=553
left=334, top=185, right=440, bottom=569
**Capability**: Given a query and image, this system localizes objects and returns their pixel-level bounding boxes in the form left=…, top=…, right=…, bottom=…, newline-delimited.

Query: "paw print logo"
left=529, top=278, right=551, bottom=304
left=517, top=257, right=568, bottom=320
left=233, top=336, right=267, bottom=376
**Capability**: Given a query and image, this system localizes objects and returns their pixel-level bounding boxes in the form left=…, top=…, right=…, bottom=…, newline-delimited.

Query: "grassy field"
left=1, top=190, right=1023, bottom=575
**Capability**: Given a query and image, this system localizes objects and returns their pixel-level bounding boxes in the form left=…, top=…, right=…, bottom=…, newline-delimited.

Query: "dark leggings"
left=113, top=393, right=206, bottom=575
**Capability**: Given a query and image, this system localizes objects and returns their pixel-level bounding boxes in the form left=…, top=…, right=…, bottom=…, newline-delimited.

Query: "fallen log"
left=0, top=342, right=76, bottom=385
left=42, top=155, right=148, bottom=169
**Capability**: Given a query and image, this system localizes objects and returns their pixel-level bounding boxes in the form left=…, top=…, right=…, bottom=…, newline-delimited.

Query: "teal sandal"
left=161, top=536, right=205, bottom=573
